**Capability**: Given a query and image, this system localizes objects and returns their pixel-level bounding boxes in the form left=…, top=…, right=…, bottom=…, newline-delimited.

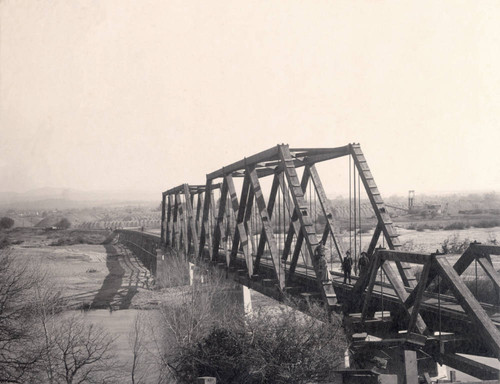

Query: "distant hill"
left=0, top=188, right=160, bottom=209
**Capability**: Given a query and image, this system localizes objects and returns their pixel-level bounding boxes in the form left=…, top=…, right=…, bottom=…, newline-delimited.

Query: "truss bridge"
left=117, top=143, right=500, bottom=382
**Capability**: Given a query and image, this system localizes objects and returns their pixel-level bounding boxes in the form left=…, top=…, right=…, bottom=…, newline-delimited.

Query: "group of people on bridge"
left=314, top=244, right=370, bottom=285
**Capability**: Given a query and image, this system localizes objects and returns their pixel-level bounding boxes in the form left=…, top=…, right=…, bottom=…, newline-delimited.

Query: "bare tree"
left=42, top=314, right=118, bottom=384
left=1, top=249, right=121, bottom=384
left=150, top=260, right=346, bottom=384
left=129, top=313, right=146, bottom=384
left=0, top=250, right=45, bottom=383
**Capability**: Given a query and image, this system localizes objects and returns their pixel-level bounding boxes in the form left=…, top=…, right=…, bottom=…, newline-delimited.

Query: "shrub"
left=487, top=233, right=498, bottom=245
left=474, top=219, right=500, bottom=229
left=56, top=218, right=71, bottom=229
left=155, top=249, right=190, bottom=288
left=441, top=235, right=470, bottom=254
left=416, top=224, right=426, bottom=232
left=444, top=222, right=467, bottom=231
left=0, top=217, right=14, bottom=229
left=0, top=234, right=10, bottom=249
left=154, top=260, right=346, bottom=384
left=175, top=327, right=251, bottom=383
left=169, top=304, right=345, bottom=384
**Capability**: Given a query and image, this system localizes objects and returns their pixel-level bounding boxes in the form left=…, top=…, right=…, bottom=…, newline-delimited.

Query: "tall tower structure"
left=408, top=190, right=415, bottom=212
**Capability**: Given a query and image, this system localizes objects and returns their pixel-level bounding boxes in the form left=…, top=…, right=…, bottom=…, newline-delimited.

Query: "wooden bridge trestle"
left=160, top=144, right=412, bottom=310
left=117, top=143, right=500, bottom=381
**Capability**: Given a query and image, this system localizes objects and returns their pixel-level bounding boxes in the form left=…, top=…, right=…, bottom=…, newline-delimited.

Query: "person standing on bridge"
left=358, top=251, right=370, bottom=278
left=342, top=251, right=353, bottom=284
left=314, top=243, right=329, bottom=282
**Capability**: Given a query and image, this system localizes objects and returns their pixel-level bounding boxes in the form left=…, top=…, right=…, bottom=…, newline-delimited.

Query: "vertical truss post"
left=161, top=193, right=166, bottom=245
left=244, top=186, right=255, bottom=252
left=212, top=179, right=228, bottom=262
left=183, top=184, right=199, bottom=257
left=247, top=165, right=285, bottom=290
left=176, top=193, right=188, bottom=256
left=198, top=179, right=213, bottom=259
left=183, top=194, right=190, bottom=256
left=167, top=194, right=174, bottom=247
left=209, top=189, right=218, bottom=260
left=195, top=193, right=203, bottom=240
left=227, top=174, right=254, bottom=276
left=254, top=172, right=280, bottom=273
left=173, top=193, right=181, bottom=250
left=244, top=188, right=256, bottom=255
left=224, top=196, right=234, bottom=266
left=361, top=254, right=382, bottom=323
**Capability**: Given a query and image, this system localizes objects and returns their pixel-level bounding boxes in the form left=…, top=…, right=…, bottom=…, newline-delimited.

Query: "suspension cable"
left=354, top=164, right=357, bottom=274
left=329, top=230, right=333, bottom=272
left=309, top=176, right=312, bottom=216
left=359, top=172, right=362, bottom=253
left=309, top=179, right=313, bottom=270
left=381, top=265, right=384, bottom=320
left=279, top=186, right=282, bottom=282
left=283, top=182, right=287, bottom=277
left=255, top=205, right=258, bottom=256
left=438, top=272, right=442, bottom=340
left=349, top=155, right=352, bottom=255
left=475, top=257, right=478, bottom=298
left=313, top=180, right=317, bottom=240
left=251, top=196, right=255, bottom=256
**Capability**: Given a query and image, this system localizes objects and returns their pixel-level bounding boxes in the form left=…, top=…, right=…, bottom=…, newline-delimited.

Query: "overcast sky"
left=1, top=1, right=499, bottom=197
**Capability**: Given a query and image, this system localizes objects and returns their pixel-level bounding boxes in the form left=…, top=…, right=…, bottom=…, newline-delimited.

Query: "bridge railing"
left=115, top=229, right=161, bottom=275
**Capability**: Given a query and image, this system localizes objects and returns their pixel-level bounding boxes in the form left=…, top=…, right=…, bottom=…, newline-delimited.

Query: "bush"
left=153, top=260, right=346, bottom=384
left=175, top=327, right=250, bottom=383
left=0, top=217, right=14, bottom=229
left=155, top=249, right=190, bottom=288
left=444, top=222, right=467, bottom=231
left=441, top=235, right=470, bottom=254
left=487, top=233, right=498, bottom=245
left=170, top=302, right=346, bottom=384
left=416, top=224, right=426, bottom=232
left=474, top=219, right=500, bottom=229
left=0, top=234, right=10, bottom=249
left=56, top=218, right=71, bottom=229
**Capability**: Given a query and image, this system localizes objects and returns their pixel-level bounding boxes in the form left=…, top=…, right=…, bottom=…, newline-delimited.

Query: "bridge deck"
left=226, top=252, right=500, bottom=329
left=138, top=231, right=500, bottom=331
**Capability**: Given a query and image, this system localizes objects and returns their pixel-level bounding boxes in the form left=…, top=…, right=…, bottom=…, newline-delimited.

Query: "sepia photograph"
left=1, top=1, right=500, bottom=383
